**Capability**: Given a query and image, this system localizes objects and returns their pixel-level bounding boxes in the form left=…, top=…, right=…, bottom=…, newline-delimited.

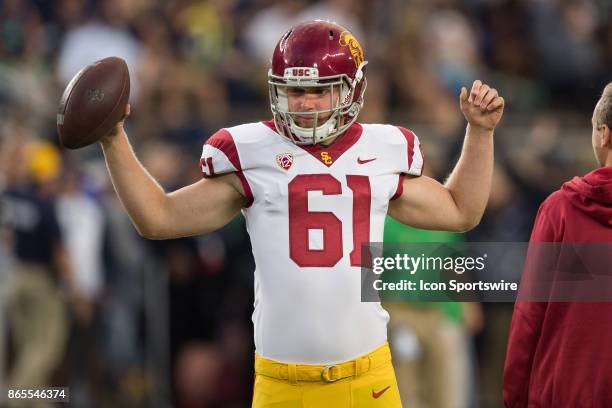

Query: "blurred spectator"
left=171, top=0, right=235, bottom=67
left=384, top=221, right=479, bottom=408
left=100, top=183, right=150, bottom=406
left=242, top=1, right=308, bottom=65
left=429, top=9, right=482, bottom=95
left=56, top=168, right=105, bottom=307
left=531, top=0, right=601, bottom=110
left=174, top=342, right=224, bottom=408
left=384, top=145, right=482, bottom=408
left=55, top=165, right=106, bottom=406
left=56, top=2, right=143, bottom=97
left=0, top=137, right=72, bottom=405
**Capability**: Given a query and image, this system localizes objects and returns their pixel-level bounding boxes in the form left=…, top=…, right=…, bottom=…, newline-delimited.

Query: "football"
left=57, top=56, right=130, bottom=149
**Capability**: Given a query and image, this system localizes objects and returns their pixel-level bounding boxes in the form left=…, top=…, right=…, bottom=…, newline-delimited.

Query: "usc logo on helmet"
left=320, top=151, right=333, bottom=165
left=339, top=31, right=364, bottom=68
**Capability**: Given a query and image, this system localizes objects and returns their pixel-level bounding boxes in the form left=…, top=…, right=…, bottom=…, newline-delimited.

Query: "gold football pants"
left=252, top=342, right=403, bottom=407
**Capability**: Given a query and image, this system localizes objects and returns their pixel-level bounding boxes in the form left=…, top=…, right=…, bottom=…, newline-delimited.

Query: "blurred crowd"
left=0, top=0, right=610, bottom=407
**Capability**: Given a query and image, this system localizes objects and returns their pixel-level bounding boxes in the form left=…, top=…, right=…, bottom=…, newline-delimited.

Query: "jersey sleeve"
left=200, top=129, right=243, bottom=177
left=396, top=127, right=424, bottom=176
left=389, top=126, right=425, bottom=200
left=199, top=128, right=254, bottom=207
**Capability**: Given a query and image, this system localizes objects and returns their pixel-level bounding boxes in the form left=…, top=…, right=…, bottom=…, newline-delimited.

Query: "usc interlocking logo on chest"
left=320, top=151, right=333, bottom=165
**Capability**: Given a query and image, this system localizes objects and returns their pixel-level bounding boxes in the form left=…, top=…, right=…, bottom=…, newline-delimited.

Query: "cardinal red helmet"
left=268, top=20, right=368, bottom=145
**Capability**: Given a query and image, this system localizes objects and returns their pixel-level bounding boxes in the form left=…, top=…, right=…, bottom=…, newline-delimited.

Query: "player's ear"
left=602, top=124, right=611, bottom=148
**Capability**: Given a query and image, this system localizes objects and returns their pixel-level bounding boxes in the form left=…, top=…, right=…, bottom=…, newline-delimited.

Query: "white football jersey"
left=200, top=120, right=423, bottom=364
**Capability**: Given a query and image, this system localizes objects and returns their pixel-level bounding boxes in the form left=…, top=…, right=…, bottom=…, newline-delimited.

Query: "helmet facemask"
left=268, top=62, right=367, bottom=145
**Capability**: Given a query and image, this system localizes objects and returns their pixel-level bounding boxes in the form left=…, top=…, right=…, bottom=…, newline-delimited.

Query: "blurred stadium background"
left=0, top=0, right=610, bottom=407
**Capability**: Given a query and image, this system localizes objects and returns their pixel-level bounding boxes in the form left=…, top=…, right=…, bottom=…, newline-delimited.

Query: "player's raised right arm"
left=100, top=113, right=246, bottom=239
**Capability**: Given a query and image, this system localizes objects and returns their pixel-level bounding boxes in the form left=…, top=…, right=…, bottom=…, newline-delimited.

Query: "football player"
left=100, top=20, right=504, bottom=407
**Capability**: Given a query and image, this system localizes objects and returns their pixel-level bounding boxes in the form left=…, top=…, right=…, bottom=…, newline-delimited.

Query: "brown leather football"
left=57, top=56, right=130, bottom=149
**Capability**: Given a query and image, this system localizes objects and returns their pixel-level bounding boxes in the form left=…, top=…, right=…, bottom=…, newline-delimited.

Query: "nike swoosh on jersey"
left=372, top=385, right=391, bottom=399
left=357, top=157, right=376, bottom=164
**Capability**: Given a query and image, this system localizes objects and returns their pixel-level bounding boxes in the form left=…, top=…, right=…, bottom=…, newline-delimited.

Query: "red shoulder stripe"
left=205, top=129, right=242, bottom=171
left=397, top=127, right=416, bottom=170
left=203, top=129, right=253, bottom=208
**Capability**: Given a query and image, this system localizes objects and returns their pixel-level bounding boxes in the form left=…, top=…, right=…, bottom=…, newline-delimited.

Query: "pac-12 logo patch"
left=276, top=153, right=294, bottom=170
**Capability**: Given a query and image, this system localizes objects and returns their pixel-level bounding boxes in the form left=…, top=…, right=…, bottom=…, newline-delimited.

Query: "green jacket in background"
left=383, top=216, right=464, bottom=324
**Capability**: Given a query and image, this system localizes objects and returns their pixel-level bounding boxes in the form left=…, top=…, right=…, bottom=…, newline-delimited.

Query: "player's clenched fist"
left=459, top=80, right=505, bottom=131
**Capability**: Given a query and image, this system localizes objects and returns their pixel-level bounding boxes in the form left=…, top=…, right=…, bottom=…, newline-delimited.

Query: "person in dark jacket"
left=503, top=83, right=612, bottom=407
left=0, top=139, right=79, bottom=402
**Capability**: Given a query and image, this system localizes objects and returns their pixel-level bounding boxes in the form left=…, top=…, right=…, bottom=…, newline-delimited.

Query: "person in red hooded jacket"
left=503, top=82, right=612, bottom=407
